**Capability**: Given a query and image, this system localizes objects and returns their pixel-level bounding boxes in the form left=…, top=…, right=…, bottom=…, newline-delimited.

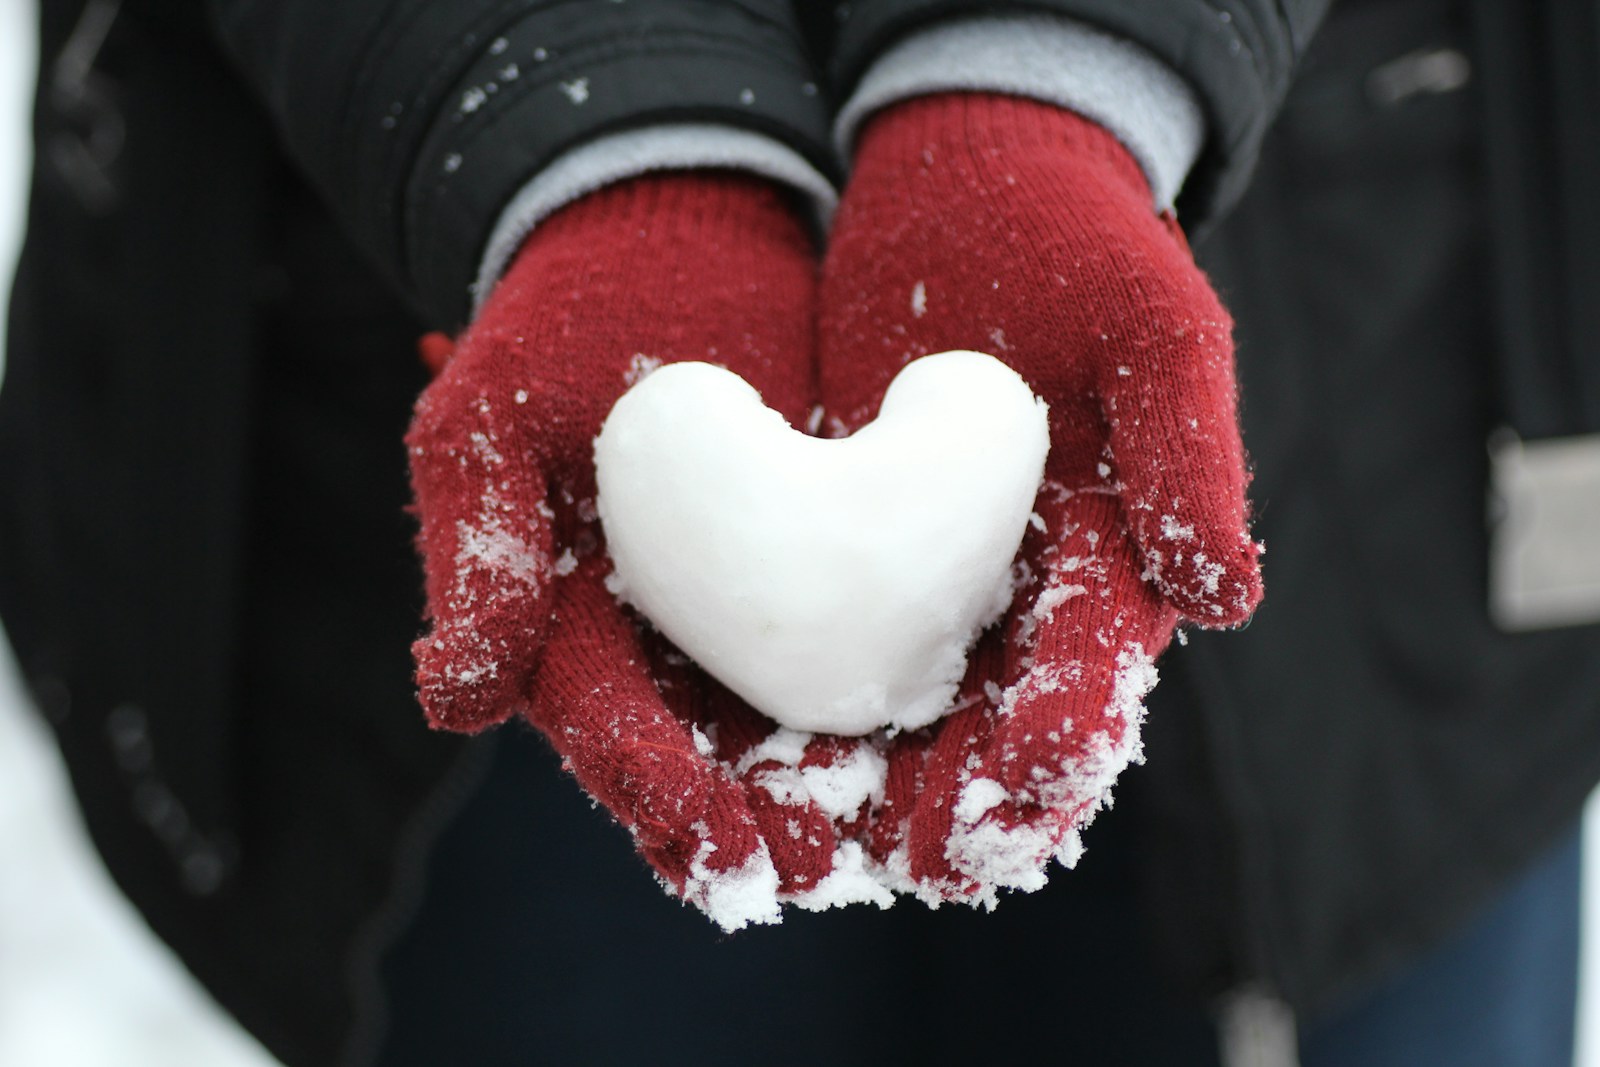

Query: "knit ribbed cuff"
left=473, top=125, right=837, bottom=315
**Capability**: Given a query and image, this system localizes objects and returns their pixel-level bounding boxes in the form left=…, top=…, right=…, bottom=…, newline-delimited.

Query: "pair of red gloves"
left=406, top=93, right=1262, bottom=926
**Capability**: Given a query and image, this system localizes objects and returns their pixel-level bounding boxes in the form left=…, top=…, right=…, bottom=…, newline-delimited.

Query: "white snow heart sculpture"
left=594, top=350, right=1050, bottom=736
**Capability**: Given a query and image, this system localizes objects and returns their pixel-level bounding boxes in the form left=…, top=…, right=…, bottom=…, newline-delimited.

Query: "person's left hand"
left=818, top=92, right=1263, bottom=905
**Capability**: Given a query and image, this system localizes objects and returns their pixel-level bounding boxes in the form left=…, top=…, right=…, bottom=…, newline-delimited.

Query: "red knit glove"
left=820, top=94, right=1262, bottom=904
left=406, top=173, right=850, bottom=927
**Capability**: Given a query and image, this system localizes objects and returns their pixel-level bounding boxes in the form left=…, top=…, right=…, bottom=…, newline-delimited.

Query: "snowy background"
left=0, top=1, right=1594, bottom=1063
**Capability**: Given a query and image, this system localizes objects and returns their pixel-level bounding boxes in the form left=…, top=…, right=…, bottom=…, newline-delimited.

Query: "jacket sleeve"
left=831, top=0, right=1332, bottom=230
left=204, top=0, right=836, bottom=328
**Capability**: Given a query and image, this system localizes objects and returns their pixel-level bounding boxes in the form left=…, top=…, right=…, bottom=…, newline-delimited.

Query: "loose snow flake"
left=944, top=787, right=1055, bottom=905
left=911, top=280, right=928, bottom=317
left=1186, top=552, right=1225, bottom=597
left=624, top=352, right=663, bottom=385
left=738, top=730, right=888, bottom=820
left=559, top=78, right=590, bottom=104
left=1054, top=828, right=1085, bottom=869
left=1160, top=515, right=1196, bottom=541
left=1106, top=643, right=1157, bottom=726
left=796, top=744, right=887, bottom=820
left=938, top=643, right=1156, bottom=904
left=456, top=521, right=545, bottom=587
left=734, top=728, right=812, bottom=773
left=679, top=830, right=782, bottom=932
left=790, top=841, right=895, bottom=912
left=1034, top=581, right=1088, bottom=621
left=952, top=777, right=1007, bottom=823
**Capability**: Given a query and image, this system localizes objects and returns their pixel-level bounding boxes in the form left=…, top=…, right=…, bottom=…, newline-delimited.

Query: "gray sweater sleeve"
left=206, top=0, right=836, bottom=328
left=473, top=14, right=1201, bottom=309
left=832, top=0, right=1333, bottom=230
left=835, top=16, right=1206, bottom=211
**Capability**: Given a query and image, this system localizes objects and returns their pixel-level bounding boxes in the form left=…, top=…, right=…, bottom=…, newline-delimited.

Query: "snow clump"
left=594, top=351, right=1049, bottom=735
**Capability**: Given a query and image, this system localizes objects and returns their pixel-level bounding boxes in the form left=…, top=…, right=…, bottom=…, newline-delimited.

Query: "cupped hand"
left=819, top=93, right=1263, bottom=904
left=406, top=173, right=885, bottom=927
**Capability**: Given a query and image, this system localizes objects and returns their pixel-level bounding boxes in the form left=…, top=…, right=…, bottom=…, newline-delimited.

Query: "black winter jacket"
left=3, top=1, right=1598, bottom=1064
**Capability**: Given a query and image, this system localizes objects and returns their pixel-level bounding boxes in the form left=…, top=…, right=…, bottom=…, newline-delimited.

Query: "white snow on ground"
left=0, top=3, right=1595, bottom=1064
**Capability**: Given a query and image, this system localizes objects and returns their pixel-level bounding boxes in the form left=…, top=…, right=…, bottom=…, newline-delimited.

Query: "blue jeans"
left=1300, top=823, right=1580, bottom=1067
left=378, top=728, right=1580, bottom=1066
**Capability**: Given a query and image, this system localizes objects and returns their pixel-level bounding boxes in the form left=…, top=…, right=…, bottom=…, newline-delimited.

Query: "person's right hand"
left=406, top=173, right=860, bottom=928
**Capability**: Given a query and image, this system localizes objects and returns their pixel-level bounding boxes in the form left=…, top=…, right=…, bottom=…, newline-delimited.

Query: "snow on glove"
left=819, top=93, right=1263, bottom=905
left=407, top=173, right=864, bottom=927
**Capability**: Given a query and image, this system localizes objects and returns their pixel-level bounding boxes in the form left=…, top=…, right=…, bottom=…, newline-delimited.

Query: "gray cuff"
left=835, top=16, right=1206, bottom=211
left=473, top=124, right=838, bottom=315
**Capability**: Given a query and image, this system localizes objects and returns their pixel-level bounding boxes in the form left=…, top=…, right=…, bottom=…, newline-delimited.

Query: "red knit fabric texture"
left=821, top=93, right=1263, bottom=898
left=406, top=173, right=835, bottom=899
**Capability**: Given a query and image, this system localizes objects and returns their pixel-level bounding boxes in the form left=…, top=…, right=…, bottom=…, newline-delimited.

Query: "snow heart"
left=595, top=350, right=1049, bottom=735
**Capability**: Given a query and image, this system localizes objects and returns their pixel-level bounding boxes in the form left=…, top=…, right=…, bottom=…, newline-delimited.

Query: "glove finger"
left=897, top=631, right=1006, bottom=899
left=407, top=367, right=556, bottom=732
left=525, top=561, right=781, bottom=931
left=942, top=489, right=1173, bottom=896
left=640, top=639, right=845, bottom=897
left=737, top=734, right=896, bottom=911
left=864, top=728, right=932, bottom=873
left=1096, top=242, right=1262, bottom=626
